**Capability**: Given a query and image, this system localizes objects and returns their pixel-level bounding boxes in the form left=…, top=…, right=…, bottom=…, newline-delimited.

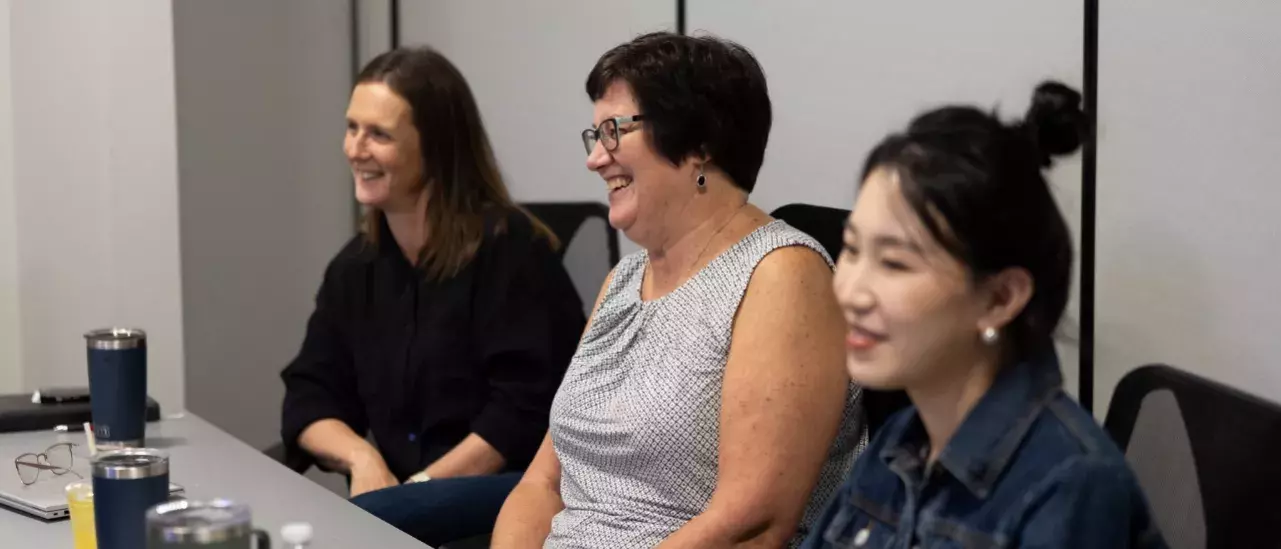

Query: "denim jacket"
left=802, top=352, right=1167, bottom=549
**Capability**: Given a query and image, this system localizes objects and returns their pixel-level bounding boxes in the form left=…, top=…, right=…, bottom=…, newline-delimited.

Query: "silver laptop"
left=0, top=430, right=182, bottom=520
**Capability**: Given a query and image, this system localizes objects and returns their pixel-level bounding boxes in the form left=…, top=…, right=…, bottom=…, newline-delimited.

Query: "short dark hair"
left=862, top=81, right=1087, bottom=361
left=586, top=32, right=772, bottom=193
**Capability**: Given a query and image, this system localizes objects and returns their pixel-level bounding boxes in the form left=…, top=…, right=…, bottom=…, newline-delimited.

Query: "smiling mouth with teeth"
left=356, top=169, right=385, bottom=181
left=607, top=176, right=633, bottom=192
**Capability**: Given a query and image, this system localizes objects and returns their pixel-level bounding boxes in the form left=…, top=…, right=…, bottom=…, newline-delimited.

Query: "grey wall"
left=1095, top=1, right=1281, bottom=410
left=399, top=1, right=677, bottom=258
left=400, top=0, right=1085, bottom=392
left=686, top=0, right=1085, bottom=395
left=0, top=0, right=20, bottom=394
left=9, top=0, right=186, bottom=410
left=357, top=0, right=393, bottom=68
left=3, top=0, right=1274, bottom=462
left=173, top=0, right=353, bottom=450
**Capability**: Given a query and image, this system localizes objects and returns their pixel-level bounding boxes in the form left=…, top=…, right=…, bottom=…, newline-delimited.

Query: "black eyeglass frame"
left=581, top=115, right=647, bottom=155
left=14, top=442, right=82, bottom=486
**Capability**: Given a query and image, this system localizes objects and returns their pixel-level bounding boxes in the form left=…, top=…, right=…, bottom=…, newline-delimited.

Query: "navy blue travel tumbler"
left=86, top=328, right=148, bottom=447
left=93, top=448, right=171, bottom=549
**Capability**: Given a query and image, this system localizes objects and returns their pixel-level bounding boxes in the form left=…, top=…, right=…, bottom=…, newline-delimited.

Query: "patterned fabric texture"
left=546, top=220, right=867, bottom=548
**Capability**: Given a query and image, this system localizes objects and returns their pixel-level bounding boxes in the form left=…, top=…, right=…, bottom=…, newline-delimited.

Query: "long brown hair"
left=356, top=46, right=555, bottom=280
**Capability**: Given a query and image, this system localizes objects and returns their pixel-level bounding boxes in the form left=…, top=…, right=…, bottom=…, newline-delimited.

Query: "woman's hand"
left=298, top=419, right=398, bottom=497
left=349, top=449, right=400, bottom=497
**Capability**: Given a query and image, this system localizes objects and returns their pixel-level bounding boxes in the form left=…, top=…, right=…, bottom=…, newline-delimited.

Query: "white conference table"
left=2, top=414, right=429, bottom=548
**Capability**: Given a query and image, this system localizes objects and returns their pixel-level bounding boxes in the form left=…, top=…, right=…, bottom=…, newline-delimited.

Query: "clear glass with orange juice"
left=65, top=480, right=96, bottom=549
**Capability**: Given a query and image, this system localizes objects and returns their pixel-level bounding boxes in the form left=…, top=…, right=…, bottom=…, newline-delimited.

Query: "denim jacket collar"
left=878, top=350, right=1064, bottom=499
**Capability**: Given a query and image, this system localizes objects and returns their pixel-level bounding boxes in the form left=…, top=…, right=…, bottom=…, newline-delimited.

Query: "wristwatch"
left=407, top=471, right=432, bottom=484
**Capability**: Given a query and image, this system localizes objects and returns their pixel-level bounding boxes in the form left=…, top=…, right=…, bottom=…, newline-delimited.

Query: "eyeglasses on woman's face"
left=581, top=115, right=646, bottom=155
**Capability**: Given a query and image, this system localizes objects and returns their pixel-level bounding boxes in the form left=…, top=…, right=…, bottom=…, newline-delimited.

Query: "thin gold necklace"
left=684, top=204, right=746, bottom=281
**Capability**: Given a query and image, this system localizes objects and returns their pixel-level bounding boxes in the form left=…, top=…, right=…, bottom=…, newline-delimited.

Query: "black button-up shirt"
left=281, top=210, right=585, bottom=480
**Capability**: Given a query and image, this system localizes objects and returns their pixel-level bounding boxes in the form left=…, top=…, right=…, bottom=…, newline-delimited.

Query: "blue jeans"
left=351, top=472, right=523, bottom=546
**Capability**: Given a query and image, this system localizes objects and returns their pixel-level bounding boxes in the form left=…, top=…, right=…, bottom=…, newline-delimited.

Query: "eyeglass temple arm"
left=14, top=459, right=66, bottom=471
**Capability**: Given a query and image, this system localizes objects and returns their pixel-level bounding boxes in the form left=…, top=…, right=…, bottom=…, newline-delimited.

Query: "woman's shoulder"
left=758, top=220, right=833, bottom=264
left=482, top=207, right=554, bottom=253
left=1013, top=412, right=1165, bottom=544
left=585, top=250, right=646, bottom=311
left=1038, top=393, right=1130, bottom=464
left=302, top=234, right=377, bottom=308
left=716, top=220, right=832, bottom=282
left=323, top=233, right=376, bottom=278
left=472, top=207, right=576, bottom=289
left=613, top=249, right=649, bottom=278
left=733, top=221, right=834, bottom=295
left=1013, top=393, right=1147, bottom=500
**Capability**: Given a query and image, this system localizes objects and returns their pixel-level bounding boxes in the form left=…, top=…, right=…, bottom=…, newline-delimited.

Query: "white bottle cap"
left=281, top=522, right=314, bottom=544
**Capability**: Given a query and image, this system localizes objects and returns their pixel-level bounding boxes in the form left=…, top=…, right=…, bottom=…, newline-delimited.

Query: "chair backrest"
left=523, top=202, right=621, bottom=314
left=770, top=203, right=849, bottom=262
left=769, top=203, right=912, bottom=440
left=1104, top=364, right=1281, bottom=549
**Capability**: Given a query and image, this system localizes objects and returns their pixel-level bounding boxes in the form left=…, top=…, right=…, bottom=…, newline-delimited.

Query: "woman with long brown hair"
left=279, top=46, right=585, bottom=545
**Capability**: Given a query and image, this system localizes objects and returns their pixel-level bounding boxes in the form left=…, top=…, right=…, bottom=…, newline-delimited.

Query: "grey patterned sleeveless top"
left=545, top=220, right=867, bottom=549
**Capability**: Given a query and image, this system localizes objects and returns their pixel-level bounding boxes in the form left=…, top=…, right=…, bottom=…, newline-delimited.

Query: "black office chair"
left=771, top=203, right=849, bottom=263
left=522, top=202, right=620, bottom=265
left=1103, top=364, right=1281, bottom=549
left=523, top=202, right=622, bottom=314
left=770, top=203, right=912, bottom=439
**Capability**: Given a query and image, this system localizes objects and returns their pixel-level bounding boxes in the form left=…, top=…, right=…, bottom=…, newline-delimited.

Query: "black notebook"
left=0, top=393, right=162, bottom=433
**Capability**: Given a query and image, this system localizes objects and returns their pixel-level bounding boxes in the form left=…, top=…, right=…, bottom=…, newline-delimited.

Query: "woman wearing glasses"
left=279, top=46, right=585, bottom=546
left=493, top=32, right=863, bottom=548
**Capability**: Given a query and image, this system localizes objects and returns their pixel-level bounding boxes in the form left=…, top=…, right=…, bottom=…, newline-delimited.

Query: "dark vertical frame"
left=349, top=0, right=402, bottom=228
left=390, top=0, right=401, bottom=48
left=349, top=0, right=360, bottom=80
left=1081, top=0, right=1099, bottom=411
left=350, top=0, right=362, bottom=229
left=677, top=0, right=686, bottom=34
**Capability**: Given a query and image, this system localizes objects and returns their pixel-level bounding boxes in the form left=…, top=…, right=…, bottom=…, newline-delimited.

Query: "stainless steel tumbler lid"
left=85, top=328, right=148, bottom=350
left=147, top=499, right=253, bottom=543
left=92, top=448, right=169, bottom=479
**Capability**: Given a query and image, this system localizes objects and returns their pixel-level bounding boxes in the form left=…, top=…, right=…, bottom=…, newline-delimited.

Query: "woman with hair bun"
left=806, top=82, right=1168, bottom=548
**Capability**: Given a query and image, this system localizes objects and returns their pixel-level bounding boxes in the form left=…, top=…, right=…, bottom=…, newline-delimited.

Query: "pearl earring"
left=981, top=326, right=999, bottom=345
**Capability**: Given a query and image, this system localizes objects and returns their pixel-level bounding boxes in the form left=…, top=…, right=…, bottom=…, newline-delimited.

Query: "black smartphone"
left=37, top=387, right=92, bottom=404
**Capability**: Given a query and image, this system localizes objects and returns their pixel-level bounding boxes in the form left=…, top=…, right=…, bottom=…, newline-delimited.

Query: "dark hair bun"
left=1023, top=81, right=1086, bottom=166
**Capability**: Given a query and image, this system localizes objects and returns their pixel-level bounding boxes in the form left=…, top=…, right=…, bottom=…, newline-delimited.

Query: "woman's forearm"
left=491, top=477, right=564, bottom=549
left=421, top=433, right=506, bottom=479
left=297, top=418, right=382, bottom=473
left=655, top=506, right=791, bottom=549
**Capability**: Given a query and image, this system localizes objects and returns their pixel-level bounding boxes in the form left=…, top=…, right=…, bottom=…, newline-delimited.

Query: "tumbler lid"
left=92, top=448, right=168, bottom=479
left=147, top=499, right=253, bottom=543
left=85, top=328, right=147, bottom=350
